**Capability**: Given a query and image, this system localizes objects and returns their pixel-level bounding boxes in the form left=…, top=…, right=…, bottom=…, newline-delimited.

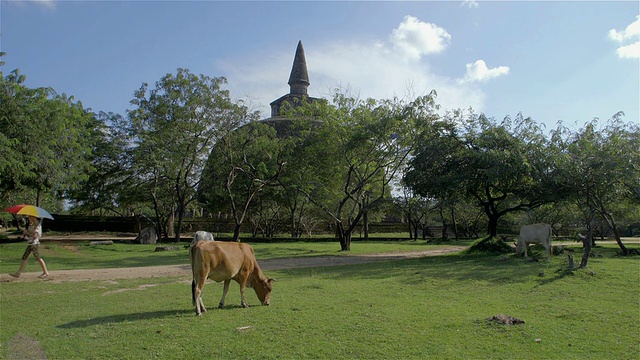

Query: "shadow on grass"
left=285, top=243, right=640, bottom=285
left=57, top=309, right=193, bottom=329
left=256, top=247, right=333, bottom=259
left=281, top=253, right=556, bottom=285
left=534, top=268, right=576, bottom=286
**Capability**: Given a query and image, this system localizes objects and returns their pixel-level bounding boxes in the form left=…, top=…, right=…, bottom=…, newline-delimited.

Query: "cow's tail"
left=192, top=279, right=196, bottom=305
left=189, top=243, right=198, bottom=305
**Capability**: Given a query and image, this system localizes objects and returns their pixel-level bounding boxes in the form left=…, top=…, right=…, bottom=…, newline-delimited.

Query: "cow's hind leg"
left=219, top=279, right=231, bottom=308
left=194, top=275, right=208, bottom=316
left=198, top=295, right=207, bottom=315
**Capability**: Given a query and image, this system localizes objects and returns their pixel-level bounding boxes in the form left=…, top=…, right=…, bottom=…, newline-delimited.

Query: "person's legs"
left=10, top=259, right=28, bottom=278
left=31, top=245, right=49, bottom=277
left=10, top=246, right=32, bottom=278
left=37, top=258, right=49, bottom=277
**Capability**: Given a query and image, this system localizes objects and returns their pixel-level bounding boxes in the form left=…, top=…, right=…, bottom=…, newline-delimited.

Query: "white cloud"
left=608, top=15, right=640, bottom=59
left=390, top=15, right=452, bottom=60
left=6, top=0, right=56, bottom=9
left=459, top=60, right=509, bottom=83
left=608, top=15, right=640, bottom=42
left=616, top=41, right=640, bottom=59
left=461, top=0, right=479, bottom=9
left=37, top=0, right=56, bottom=9
left=219, top=16, right=488, bottom=118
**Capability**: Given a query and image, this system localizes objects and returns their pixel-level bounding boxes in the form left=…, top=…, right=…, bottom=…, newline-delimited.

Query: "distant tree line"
left=2, top=55, right=638, bottom=252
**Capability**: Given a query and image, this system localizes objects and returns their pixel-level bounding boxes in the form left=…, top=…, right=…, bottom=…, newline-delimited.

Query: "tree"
left=551, top=115, right=640, bottom=256
left=405, top=111, right=556, bottom=238
left=127, top=68, right=251, bottom=240
left=286, top=91, right=439, bottom=250
left=393, top=185, right=438, bottom=240
left=198, top=121, right=287, bottom=241
left=66, top=111, right=133, bottom=216
left=1, top=55, right=96, bottom=210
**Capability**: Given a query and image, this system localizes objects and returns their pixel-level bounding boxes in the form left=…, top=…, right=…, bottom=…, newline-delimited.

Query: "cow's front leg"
left=240, top=284, right=249, bottom=308
left=219, top=279, right=231, bottom=308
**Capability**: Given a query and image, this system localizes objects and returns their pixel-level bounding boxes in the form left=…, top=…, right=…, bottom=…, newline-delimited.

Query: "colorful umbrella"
left=3, top=204, right=54, bottom=220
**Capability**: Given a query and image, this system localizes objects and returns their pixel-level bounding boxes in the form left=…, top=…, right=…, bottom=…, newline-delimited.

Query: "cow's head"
left=252, top=278, right=275, bottom=306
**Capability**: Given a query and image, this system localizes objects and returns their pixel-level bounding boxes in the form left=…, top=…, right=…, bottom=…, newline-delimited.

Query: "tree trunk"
left=579, top=232, right=592, bottom=269
left=167, top=209, right=176, bottom=240
left=290, top=207, right=297, bottom=238
left=336, top=221, right=351, bottom=251
left=232, top=224, right=242, bottom=242
left=442, top=220, right=448, bottom=239
left=340, top=232, right=352, bottom=251
left=406, top=213, right=414, bottom=240
left=601, top=211, right=629, bottom=255
left=451, top=207, right=459, bottom=239
left=439, top=207, right=447, bottom=239
left=175, top=212, right=184, bottom=242
left=175, top=200, right=188, bottom=242
left=363, top=209, right=369, bottom=241
left=487, top=214, right=499, bottom=237
left=150, top=192, right=166, bottom=241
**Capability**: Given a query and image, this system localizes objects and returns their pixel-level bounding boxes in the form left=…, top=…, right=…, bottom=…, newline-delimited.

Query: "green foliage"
left=406, top=111, right=559, bottom=237
left=198, top=121, right=288, bottom=240
left=65, top=111, right=133, bottom=216
left=124, top=68, right=257, bottom=239
left=283, top=90, right=440, bottom=250
left=2, top=50, right=637, bottom=245
left=1, top=56, right=96, bottom=208
left=550, top=115, right=640, bottom=252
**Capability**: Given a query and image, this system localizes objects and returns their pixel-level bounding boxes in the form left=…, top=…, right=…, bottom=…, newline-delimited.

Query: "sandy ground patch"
left=0, top=246, right=466, bottom=283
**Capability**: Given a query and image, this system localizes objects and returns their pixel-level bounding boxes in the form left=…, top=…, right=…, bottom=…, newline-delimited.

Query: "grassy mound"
left=465, top=236, right=513, bottom=254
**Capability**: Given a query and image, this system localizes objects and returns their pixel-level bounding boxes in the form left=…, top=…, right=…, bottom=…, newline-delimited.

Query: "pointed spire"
left=288, top=40, right=310, bottom=95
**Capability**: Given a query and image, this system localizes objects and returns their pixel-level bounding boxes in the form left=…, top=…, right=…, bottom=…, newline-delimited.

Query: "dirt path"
left=0, top=246, right=466, bottom=283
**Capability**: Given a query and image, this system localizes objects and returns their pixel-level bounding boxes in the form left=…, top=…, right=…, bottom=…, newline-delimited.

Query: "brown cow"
left=190, top=240, right=274, bottom=316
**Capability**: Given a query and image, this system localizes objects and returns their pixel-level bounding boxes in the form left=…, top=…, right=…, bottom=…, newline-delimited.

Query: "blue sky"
left=2, top=1, right=638, bottom=131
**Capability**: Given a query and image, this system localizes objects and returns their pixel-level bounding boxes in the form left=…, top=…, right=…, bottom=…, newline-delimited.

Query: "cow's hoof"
left=218, top=303, right=225, bottom=308
left=242, top=303, right=249, bottom=308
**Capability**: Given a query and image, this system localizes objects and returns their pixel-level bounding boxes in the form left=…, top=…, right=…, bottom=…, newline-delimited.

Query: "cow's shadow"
left=57, top=309, right=192, bottom=329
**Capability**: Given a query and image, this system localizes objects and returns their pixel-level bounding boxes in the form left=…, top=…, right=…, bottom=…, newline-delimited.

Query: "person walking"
left=10, top=215, right=49, bottom=278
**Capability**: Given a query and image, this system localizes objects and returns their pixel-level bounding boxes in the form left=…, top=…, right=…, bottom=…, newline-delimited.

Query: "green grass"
left=0, top=239, right=473, bottom=273
left=0, top=242, right=638, bottom=359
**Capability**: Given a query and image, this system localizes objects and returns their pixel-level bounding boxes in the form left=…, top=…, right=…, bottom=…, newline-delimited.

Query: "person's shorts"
left=21, top=244, right=42, bottom=260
